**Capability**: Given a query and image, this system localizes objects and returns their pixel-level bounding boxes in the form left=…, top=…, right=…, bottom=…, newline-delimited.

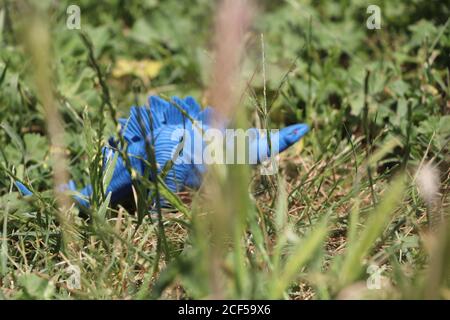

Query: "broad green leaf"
left=24, top=133, right=48, bottom=162
left=16, top=274, right=55, bottom=300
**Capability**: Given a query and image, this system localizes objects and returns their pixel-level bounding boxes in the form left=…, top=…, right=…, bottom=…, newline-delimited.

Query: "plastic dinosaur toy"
left=15, top=96, right=309, bottom=208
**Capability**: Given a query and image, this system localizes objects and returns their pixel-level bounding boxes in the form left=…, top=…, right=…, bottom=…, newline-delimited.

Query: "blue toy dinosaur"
left=15, top=96, right=309, bottom=208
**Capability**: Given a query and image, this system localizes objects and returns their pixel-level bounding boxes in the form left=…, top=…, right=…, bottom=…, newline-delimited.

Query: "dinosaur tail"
left=14, top=180, right=91, bottom=208
left=14, top=181, right=33, bottom=196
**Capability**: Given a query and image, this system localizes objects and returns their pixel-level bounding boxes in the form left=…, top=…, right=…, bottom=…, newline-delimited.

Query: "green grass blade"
left=338, top=174, right=406, bottom=288
left=102, top=151, right=119, bottom=194
left=1, top=122, right=25, bottom=155
left=96, top=191, right=111, bottom=221
left=270, top=218, right=328, bottom=299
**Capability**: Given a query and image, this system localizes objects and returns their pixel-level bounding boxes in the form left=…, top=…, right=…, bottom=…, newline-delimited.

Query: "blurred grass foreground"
left=0, top=0, right=449, bottom=299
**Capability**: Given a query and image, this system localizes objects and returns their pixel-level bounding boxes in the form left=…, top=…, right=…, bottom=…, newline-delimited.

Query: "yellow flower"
left=112, top=58, right=163, bottom=83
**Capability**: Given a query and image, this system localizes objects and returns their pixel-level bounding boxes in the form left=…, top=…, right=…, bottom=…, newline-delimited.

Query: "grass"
left=0, top=0, right=449, bottom=299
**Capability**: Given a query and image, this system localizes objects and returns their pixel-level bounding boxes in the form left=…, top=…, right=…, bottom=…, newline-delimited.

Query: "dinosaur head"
left=278, top=123, right=309, bottom=152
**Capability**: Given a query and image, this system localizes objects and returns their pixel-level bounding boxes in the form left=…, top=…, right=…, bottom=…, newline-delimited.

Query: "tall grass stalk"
left=18, top=2, right=77, bottom=258
left=199, top=0, right=253, bottom=298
